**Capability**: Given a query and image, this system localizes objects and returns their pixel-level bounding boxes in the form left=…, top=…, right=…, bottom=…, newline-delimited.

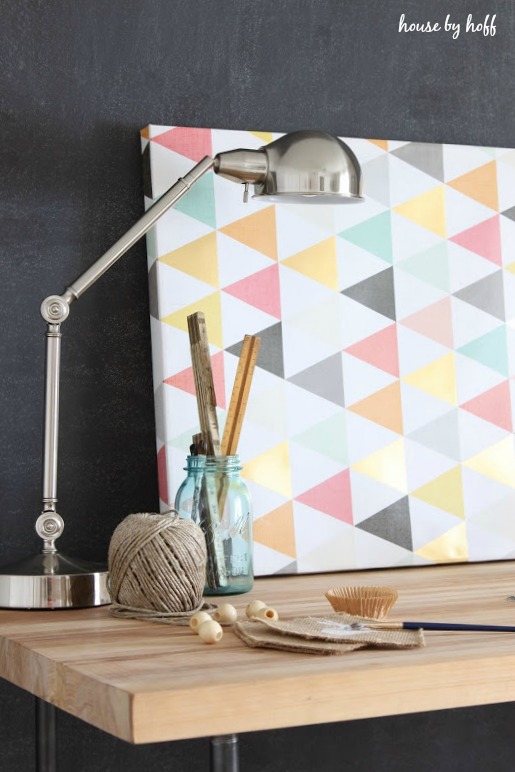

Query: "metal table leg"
left=36, top=698, right=57, bottom=772
left=210, top=734, right=239, bottom=772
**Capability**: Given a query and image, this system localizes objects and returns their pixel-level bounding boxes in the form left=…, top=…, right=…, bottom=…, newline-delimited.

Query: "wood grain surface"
left=1, top=562, right=515, bottom=744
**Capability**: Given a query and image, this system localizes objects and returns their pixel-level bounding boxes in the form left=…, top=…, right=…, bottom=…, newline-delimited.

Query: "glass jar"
left=175, top=454, right=253, bottom=595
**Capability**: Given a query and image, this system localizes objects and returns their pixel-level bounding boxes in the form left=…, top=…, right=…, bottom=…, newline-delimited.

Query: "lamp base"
left=0, top=552, right=110, bottom=609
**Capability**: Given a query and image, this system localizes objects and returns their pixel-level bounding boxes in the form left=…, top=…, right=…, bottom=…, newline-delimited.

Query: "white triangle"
left=294, top=503, right=356, bottom=571
left=342, top=136, right=387, bottom=163
left=388, top=153, right=441, bottom=208
left=333, top=195, right=386, bottom=233
left=279, top=264, right=335, bottom=318
left=220, top=293, right=278, bottom=350
left=153, top=321, right=190, bottom=378
left=501, top=217, right=515, bottom=269
left=252, top=543, right=295, bottom=577
left=353, top=527, right=412, bottom=570
left=388, top=140, right=411, bottom=151
left=345, top=410, right=400, bottom=465
left=153, top=207, right=214, bottom=257
left=281, top=321, right=340, bottom=380
left=451, top=296, right=503, bottom=349
left=283, top=379, right=342, bottom=435
left=400, top=382, right=455, bottom=434
left=445, top=186, right=498, bottom=238
left=361, top=154, right=391, bottom=207
left=285, top=294, right=344, bottom=349
left=404, top=438, right=457, bottom=491
left=390, top=211, right=443, bottom=262
left=408, top=498, right=462, bottom=551
left=349, top=470, right=404, bottom=524
left=275, top=207, right=333, bottom=261
left=443, top=143, right=494, bottom=183
left=148, top=124, right=176, bottom=139
left=281, top=202, right=335, bottom=234
left=340, top=294, right=392, bottom=349
left=394, top=268, right=447, bottom=320
left=447, top=240, right=499, bottom=293
left=289, top=442, right=344, bottom=498
left=342, top=352, right=397, bottom=405
left=466, top=523, right=515, bottom=562
left=147, top=141, right=200, bottom=199
left=217, top=232, right=275, bottom=288
left=497, top=158, right=515, bottom=213
left=397, top=325, right=450, bottom=376
left=211, top=128, right=267, bottom=155
left=455, top=353, right=506, bottom=403
left=241, top=478, right=289, bottom=519
left=337, top=239, right=390, bottom=289
left=161, top=385, right=199, bottom=441
left=458, top=408, right=508, bottom=459
left=463, top=467, right=515, bottom=519
left=468, top=491, right=515, bottom=537
left=244, top=378, right=290, bottom=439
left=213, top=173, right=261, bottom=229
left=156, top=261, right=216, bottom=318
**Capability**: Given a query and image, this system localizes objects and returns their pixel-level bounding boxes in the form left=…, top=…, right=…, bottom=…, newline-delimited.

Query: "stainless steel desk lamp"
left=0, top=130, right=363, bottom=609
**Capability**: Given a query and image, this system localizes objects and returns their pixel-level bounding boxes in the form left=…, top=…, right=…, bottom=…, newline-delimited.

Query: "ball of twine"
left=108, top=512, right=207, bottom=623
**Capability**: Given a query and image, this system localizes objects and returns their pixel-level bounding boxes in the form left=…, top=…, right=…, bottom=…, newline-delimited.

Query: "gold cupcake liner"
left=325, top=585, right=398, bottom=619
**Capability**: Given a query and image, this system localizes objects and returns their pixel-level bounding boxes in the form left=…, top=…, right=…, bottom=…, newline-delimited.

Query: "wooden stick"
left=222, top=335, right=261, bottom=456
left=187, top=312, right=221, bottom=456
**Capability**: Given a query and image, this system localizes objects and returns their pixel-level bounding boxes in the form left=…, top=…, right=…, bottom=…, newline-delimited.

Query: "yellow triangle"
left=161, top=291, right=223, bottom=348
left=282, top=238, right=339, bottom=290
left=219, top=206, right=277, bottom=261
left=464, top=436, right=515, bottom=488
left=412, top=466, right=464, bottom=518
left=369, top=139, right=388, bottom=151
left=348, top=382, right=403, bottom=434
left=242, top=442, right=292, bottom=499
left=254, top=502, right=296, bottom=558
left=394, top=186, right=446, bottom=238
left=352, top=439, right=407, bottom=493
left=402, top=353, right=457, bottom=405
left=448, top=161, right=498, bottom=211
left=159, top=232, right=218, bottom=287
left=416, top=523, right=468, bottom=563
left=250, top=131, right=273, bottom=144
left=505, top=262, right=515, bottom=275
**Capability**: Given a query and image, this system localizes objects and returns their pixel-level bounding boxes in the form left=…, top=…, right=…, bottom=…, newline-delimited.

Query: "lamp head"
left=214, top=130, right=363, bottom=204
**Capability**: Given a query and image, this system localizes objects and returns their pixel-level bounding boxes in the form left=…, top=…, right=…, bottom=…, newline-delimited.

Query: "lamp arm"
left=36, top=156, right=216, bottom=552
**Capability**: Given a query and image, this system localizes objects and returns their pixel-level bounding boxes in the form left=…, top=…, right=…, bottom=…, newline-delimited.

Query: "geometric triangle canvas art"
left=143, top=125, right=515, bottom=576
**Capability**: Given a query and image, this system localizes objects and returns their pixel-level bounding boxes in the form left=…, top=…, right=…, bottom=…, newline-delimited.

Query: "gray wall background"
left=1, top=1, right=514, bottom=769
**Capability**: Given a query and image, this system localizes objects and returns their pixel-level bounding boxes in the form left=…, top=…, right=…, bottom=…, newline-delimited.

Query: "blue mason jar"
left=174, top=454, right=253, bottom=595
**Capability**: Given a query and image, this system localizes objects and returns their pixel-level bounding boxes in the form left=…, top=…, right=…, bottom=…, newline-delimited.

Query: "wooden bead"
left=213, top=603, right=238, bottom=624
left=198, top=620, right=223, bottom=644
left=246, top=600, right=267, bottom=618
left=189, top=611, right=212, bottom=633
left=256, top=607, right=279, bottom=621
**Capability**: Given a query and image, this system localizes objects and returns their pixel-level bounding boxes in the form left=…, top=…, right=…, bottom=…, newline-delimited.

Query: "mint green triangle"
left=291, top=413, right=348, bottom=465
left=480, top=147, right=497, bottom=158
left=398, top=242, right=450, bottom=292
left=338, top=211, right=392, bottom=263
left=458, top=326, right=508, bottom=376
left=175, top=174, right=216, bottom=228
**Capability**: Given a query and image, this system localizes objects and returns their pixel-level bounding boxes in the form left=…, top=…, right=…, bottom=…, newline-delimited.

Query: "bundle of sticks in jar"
left=187, top=311, right=260, bottom=589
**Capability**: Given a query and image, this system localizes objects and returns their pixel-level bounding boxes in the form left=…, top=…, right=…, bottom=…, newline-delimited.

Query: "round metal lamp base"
left=0, top=552, right=110, bottom=609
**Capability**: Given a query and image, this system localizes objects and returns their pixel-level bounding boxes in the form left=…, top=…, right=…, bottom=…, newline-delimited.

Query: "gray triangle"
left=342, top=267, right=396, bottom=320
left=227, top=322, right=284, bottom=378
left=362, top=154, right=391, bottom=207
left=288, top=353, right=344, bottom=406
left=502, top=206, right=515, bottom=223
left=408, top=409, right=461, bottom=462
left=391, top=142, right=444, bottom=182
left=276, top=561, right=298, bottom=575
left=357, top=497, right=412, bottom=551
left=453, top=270, right=505, bottom=321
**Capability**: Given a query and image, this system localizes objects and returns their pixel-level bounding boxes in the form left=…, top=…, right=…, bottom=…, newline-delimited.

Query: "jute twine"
left=108, top=511, right=208, bottom=623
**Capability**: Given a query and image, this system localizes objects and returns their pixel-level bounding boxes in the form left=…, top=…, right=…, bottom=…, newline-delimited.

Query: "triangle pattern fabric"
left=227, top=321, right=284, bottom=379
left=288, top=353, right=345, bottom=407
left=152, top=126, right=213, bottom=161
left=447, top=161, right=498, bottom=211
left=416, top=523, right=468, bottom=563
left=453, top=270, right=505, bottom=320
left=461, top=380, right=512, bottom=432
left=347, top=381, right=403, bottom=434
left=223, top=263, right=281, bottom=318
left=399, top=297, right=454, bottom=349
left=412, top=466, right=465, bottom=519
left=345, top=324, right=399, bottom=377
left=391, top=142, right=444, bottom=182
left=338, top=212, right=392, bottom=264
left=295, top=470, right=353, bottom=524
left=450, top=215, right=502, bottom=265
left=159, top=232, right=219, bottom=287
left=164, top=350, right=226, bottom=410
left=253, top=502, right=296, bottom=558
left=357, top=496, right=412, bottom=551
left=220, top=206, right=278, bottom=261
left=397, top=242, right=450, bottom=293
left=458, top=327, right=508, bottom=377
left=394, top=186, right=446, bottom=238
left=175, top=174, right=217, bottom=229
left=342, top=267, right=396, bottom=321
left=282, top=238, right=339, bottom=290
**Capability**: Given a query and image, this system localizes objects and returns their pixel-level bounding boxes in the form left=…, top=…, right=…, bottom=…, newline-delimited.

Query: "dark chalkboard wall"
left=1, top=1, right=514, bottom=769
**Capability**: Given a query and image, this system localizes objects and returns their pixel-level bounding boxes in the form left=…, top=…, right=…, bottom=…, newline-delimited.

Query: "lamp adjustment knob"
left=41, top=295, right=70, bottom=324
left=35, top=511, right=64, bottom=542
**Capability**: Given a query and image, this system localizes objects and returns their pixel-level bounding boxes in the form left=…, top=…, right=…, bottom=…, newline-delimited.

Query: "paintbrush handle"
left=402, top=621, right=515, bottom=632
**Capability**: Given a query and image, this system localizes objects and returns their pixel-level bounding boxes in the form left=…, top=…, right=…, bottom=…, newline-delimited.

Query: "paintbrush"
left=352, top=620, right=515, bottom=633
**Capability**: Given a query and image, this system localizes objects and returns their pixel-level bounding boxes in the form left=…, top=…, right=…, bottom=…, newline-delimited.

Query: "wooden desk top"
left=1, top=561, right=515, bottom=744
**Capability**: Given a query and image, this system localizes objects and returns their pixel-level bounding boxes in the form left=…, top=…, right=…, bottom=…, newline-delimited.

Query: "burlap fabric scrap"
left=234, top=613, right=425, bottom=655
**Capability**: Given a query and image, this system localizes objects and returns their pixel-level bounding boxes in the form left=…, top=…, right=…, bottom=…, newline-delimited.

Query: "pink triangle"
left=296, top=470, right=353, bottom=524
left=450, top=215, right=502, bottom=265
left=345, top=324, right=399, bottom=376
left=223, top=263, right=281, bottom=318
left=400, top=297, right=454, bottom=348
left=157, top=445, right=169, bottom=505
left=461, top=380, right=512, bottom=432
left=152, top=127, right=213, bottom=162
left=164, top=351, right=226, bottom=409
